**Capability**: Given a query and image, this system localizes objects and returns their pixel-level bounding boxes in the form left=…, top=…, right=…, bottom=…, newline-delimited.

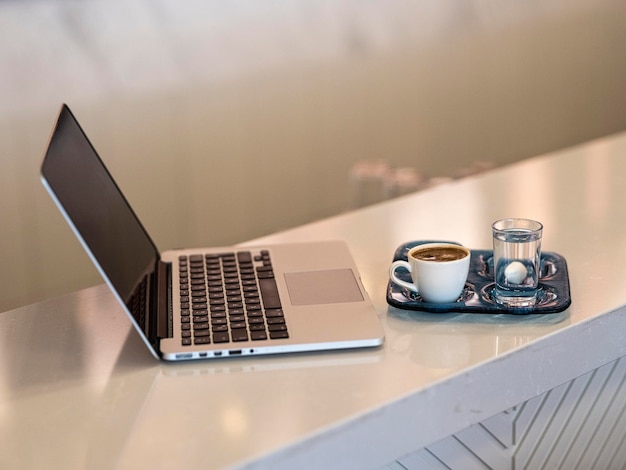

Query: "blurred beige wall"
left=1, top=0, right=626, bottom=312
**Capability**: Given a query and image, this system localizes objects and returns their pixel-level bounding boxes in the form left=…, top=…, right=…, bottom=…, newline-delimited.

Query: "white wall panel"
left=386, top=356, right=626, bottom=469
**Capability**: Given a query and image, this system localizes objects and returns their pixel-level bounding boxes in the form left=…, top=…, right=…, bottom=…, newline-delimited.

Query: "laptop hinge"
left=156, top=260, right=172, bottom=339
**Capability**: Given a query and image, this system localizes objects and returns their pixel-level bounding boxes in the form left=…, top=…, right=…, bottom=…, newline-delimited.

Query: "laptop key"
left=259, top=278, right=281, bottom=309
left=231, top=328, right=249, bottom=342
left=265, top=308, right=283, bottom=317
left=213, top=332, right=230, bottom=343
left=237, top=251, right=252, bottom=263
left=251, top=330, right=268, bottom=341
left=269, top=330, right=289, bottom=340
left=268, top=323, right=287, bottom=332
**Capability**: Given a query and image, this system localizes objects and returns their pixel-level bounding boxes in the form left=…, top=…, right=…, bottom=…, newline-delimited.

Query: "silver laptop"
left=40, top=104, right=384, bottom=361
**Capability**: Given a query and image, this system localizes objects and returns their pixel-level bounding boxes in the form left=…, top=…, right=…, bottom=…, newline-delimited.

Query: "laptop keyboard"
left=178, top=250, right=289, bottom=347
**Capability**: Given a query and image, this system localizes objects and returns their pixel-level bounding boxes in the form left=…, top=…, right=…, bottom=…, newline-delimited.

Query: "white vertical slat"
left=571, top=357, right=626, bottom=469
left=605, top=426, right=626, bottom=469
left=529, top=369, right=594, bottom=469
left=454, top=423, right=512, bottom=469
left=558, top=359, right=621, bottom=469
left=479, top=406, right=519, bottom=448
left=514, top=380, right=571, bottom=466
left=512, top=392, right=548, bottom=445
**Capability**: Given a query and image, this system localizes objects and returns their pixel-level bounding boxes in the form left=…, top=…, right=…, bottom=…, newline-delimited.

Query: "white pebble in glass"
left=504, top=261, right=527, bottom=284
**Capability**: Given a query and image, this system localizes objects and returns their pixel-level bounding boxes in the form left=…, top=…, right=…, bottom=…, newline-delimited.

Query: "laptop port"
left=214, top=351, right=223, bottom=357
left=199, top=352, right=207, bottom=358
left=229, top=349, right=242, bottom=355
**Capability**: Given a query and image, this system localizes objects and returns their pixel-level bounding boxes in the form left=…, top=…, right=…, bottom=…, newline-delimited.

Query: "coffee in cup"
left=389, top=243, right=471, bottom=303
left=412, top=245, right=468, bottom=262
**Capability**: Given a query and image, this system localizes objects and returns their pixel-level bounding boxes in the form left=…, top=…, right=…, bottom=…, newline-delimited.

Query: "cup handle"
left=389, top=260, right=418, bottom=293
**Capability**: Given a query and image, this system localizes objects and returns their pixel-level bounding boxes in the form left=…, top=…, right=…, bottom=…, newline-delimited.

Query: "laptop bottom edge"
left=162, top=337, right=384, bottom=361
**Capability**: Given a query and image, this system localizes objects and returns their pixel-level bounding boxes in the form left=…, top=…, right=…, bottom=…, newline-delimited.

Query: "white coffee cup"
left=389, top=242, right=471, bottom=303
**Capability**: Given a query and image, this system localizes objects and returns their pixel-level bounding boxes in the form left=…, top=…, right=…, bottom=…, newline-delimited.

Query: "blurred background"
left=1, top=0, right=626, bottom=313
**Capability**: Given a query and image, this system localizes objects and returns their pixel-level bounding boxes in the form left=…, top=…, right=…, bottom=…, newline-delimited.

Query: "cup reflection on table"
left=491, top=218, right=543, bottom=308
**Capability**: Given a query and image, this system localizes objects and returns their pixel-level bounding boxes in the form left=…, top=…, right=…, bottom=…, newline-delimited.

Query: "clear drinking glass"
left=492, top=218, right=543, bottom=308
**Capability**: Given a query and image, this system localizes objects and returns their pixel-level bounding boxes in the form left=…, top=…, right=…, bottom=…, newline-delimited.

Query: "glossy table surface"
left=3, top=132, right=626, bottom=469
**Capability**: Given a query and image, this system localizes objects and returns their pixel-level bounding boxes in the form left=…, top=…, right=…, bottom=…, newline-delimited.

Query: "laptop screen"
left=41, top=105, right=159, bottom=325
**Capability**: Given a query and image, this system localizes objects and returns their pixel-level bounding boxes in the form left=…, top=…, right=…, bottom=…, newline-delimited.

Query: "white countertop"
left=2, top=131, right=626, bottom=469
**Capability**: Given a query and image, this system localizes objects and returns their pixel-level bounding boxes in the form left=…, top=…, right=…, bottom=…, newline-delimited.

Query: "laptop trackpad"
left=284, top=269, right=364, bottom=306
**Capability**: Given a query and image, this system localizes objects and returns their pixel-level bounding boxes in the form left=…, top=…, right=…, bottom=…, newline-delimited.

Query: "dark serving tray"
left=386, top=240, right=572, bottom=315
